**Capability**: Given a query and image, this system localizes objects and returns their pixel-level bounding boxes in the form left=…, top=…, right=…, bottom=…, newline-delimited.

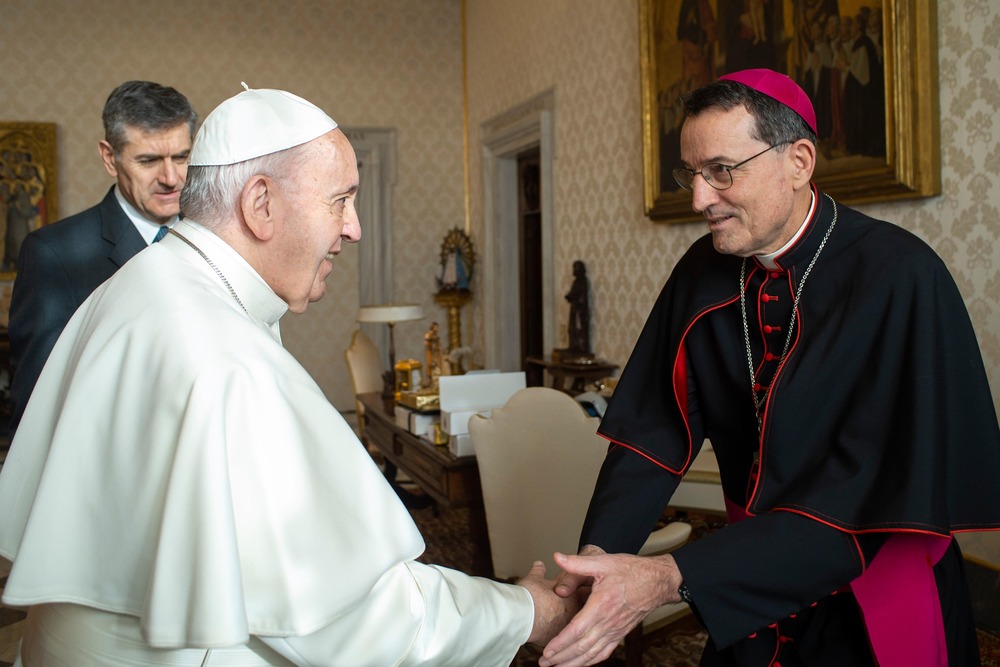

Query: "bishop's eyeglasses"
left=673, top=143, right=787, bottom=191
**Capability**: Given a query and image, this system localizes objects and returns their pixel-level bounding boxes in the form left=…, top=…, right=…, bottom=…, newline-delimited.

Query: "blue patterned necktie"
left=152, top=226, right=169, bottom=243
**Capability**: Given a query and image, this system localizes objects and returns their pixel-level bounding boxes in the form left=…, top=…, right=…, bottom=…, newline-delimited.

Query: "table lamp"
left=358, top=303, right=425, bottom=397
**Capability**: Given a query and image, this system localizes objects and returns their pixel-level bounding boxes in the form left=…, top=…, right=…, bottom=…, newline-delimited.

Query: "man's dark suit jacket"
left=8, top=186, right=147, bottom=434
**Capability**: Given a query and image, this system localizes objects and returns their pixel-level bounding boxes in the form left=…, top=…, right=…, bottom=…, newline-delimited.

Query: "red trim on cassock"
left=750, top=198, right=818, bottom=512
left=599, top=294, right=741, bottom=476
left=599, top=435, right=684, bottom=476
left=673, top=342, right=689, bottom=424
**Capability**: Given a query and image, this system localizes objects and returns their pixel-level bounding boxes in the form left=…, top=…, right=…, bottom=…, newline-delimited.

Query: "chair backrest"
left=469, top=386, right=609, bottom=579
left=344, top=330, right=384, bottom=425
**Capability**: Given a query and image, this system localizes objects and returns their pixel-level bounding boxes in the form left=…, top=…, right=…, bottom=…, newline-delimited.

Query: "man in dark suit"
left=8, top=81, right=197, bottom=434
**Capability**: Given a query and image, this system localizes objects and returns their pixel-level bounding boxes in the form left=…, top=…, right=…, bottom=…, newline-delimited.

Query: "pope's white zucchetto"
left=189, top=84, right=338, bottom=166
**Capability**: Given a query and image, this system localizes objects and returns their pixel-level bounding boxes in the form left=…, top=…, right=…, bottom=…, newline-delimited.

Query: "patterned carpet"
left=410, top=503, right=1000, bottom=667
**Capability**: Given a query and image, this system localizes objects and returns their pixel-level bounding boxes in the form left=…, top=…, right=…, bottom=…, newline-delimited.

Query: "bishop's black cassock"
left=583, top=186, right=1000, bottom=665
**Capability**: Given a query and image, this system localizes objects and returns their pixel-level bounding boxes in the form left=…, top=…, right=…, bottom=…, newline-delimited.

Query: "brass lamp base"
left=380, top=370, right=395, bottom=399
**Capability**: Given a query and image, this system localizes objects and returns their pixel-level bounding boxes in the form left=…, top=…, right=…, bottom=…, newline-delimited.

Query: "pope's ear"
left=789, top=138, right=817, bottom=187
left=240, top=175, right=275, bottom=241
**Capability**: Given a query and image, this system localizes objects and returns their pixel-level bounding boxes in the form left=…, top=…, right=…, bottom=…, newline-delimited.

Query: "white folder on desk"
left=439, top=372, right=526, bottom=411
left=439, top=372, right=526, bottom=439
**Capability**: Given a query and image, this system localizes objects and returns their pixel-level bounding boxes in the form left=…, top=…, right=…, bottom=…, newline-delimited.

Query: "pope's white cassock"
left=0, top=220, right=532, bottom=666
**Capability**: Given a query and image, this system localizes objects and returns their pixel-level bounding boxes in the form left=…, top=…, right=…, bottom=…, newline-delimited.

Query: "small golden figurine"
left=423, top=322, right=443, bottom=388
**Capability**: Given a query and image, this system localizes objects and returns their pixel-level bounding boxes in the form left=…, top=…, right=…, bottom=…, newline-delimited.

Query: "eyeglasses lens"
left=672, top=165, right=733, bottom=191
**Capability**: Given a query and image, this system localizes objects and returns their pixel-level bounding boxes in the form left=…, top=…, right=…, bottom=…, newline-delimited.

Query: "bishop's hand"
left=540, top=550, right=684, bottom=666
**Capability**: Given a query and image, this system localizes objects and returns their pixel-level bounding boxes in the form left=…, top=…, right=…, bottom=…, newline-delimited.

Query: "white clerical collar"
left=114, top=186, right=177, bottom=244
left=756, top=191, right=817, bottom=270
left=168, top=219, right=289, bottom=342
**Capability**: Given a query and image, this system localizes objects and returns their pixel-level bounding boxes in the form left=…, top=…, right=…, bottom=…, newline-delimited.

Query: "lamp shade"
left=357, top=303, right=425, bottom=324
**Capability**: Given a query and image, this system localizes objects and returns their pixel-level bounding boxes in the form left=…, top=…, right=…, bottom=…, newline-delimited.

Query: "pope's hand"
left=539, top=551, right=683, bottom=667
left=517, top=560, right=584, bottom=645
left=553, top=543, right=605, bottom=599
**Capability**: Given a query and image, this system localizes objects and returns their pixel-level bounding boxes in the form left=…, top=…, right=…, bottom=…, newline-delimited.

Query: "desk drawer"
left=393, top=434, right=449, bottom=497
left=365, top=416, right=395, bottom=449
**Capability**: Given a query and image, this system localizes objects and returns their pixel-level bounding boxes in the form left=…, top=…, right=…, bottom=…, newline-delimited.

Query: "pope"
left=0, top=85, right=578, bottom=666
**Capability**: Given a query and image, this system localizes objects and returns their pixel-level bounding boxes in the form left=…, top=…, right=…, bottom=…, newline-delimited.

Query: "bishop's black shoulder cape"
left=598, top=188, right=1000, bottom=536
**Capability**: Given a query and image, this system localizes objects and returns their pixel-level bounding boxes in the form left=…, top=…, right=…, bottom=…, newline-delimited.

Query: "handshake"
left=515, top=546, right=685, bottom=667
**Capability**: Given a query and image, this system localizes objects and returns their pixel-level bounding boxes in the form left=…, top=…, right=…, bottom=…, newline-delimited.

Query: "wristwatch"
left=678, top=583, right=694, bottom=604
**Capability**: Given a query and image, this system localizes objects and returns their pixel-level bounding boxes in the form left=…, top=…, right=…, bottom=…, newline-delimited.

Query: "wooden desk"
left=358, top=392, right=493, bottom=577
left=525, top=356, right=618, bottom=394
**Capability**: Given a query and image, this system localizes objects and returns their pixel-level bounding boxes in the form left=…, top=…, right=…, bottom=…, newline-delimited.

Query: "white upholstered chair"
left=344, top=329, right=428, bottom=507
left=468, top=387, right=692, bottom=666
left=344, top=329, right=384, bottom=440
left=669, top=441, right=725, bottom=513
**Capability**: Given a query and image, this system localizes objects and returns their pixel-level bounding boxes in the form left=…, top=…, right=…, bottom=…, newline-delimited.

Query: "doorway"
left=518, top=148, right=544, bottom=366
left=481, top=89, right=556, bottom=372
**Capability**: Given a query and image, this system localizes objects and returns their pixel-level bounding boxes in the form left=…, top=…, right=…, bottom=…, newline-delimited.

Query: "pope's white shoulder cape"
left=0, top=221, right=530, bottom=665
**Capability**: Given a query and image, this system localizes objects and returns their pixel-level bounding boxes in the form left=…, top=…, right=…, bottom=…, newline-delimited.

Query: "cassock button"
left=770, top=271, right=781, bottom=279
left=761, top=294, right=771, bottom=302
left=765, top=352, right=776, bottom=361
left=763, top=325, right=773, bottom=334
left=753, top=382, right=763, bottom=392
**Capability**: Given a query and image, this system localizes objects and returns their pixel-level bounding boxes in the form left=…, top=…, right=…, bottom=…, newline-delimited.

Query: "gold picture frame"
left=640, top=0, right=940, bottom=223
left=0, top=122, right=58, bottom=278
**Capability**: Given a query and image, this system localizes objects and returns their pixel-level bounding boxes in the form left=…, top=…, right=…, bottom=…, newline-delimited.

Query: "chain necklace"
left=168, top=228, right=249, bottom=315
left=741, top=194, right=837, bottom=432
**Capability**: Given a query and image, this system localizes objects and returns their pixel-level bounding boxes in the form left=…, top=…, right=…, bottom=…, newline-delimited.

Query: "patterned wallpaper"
left=466, top=0, right=692, bottom=362
left=0, top=0, right=466, bottom=411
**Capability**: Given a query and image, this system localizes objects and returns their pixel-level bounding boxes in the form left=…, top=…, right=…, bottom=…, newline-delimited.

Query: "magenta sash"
left=724, top=498, right=950, bottom=666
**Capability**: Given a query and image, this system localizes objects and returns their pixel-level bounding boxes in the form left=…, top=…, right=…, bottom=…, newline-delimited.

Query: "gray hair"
left=102, top=81, right=197, bottom=155
left=681, top=79, right=817, bottom=147
left=179, top=143, right=314, bottom=228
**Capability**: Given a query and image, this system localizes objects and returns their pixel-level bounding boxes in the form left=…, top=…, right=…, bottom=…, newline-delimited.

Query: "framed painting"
left=640, top=0, right=940, bottom=222
left=0, top=122, right=58, bottom=279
